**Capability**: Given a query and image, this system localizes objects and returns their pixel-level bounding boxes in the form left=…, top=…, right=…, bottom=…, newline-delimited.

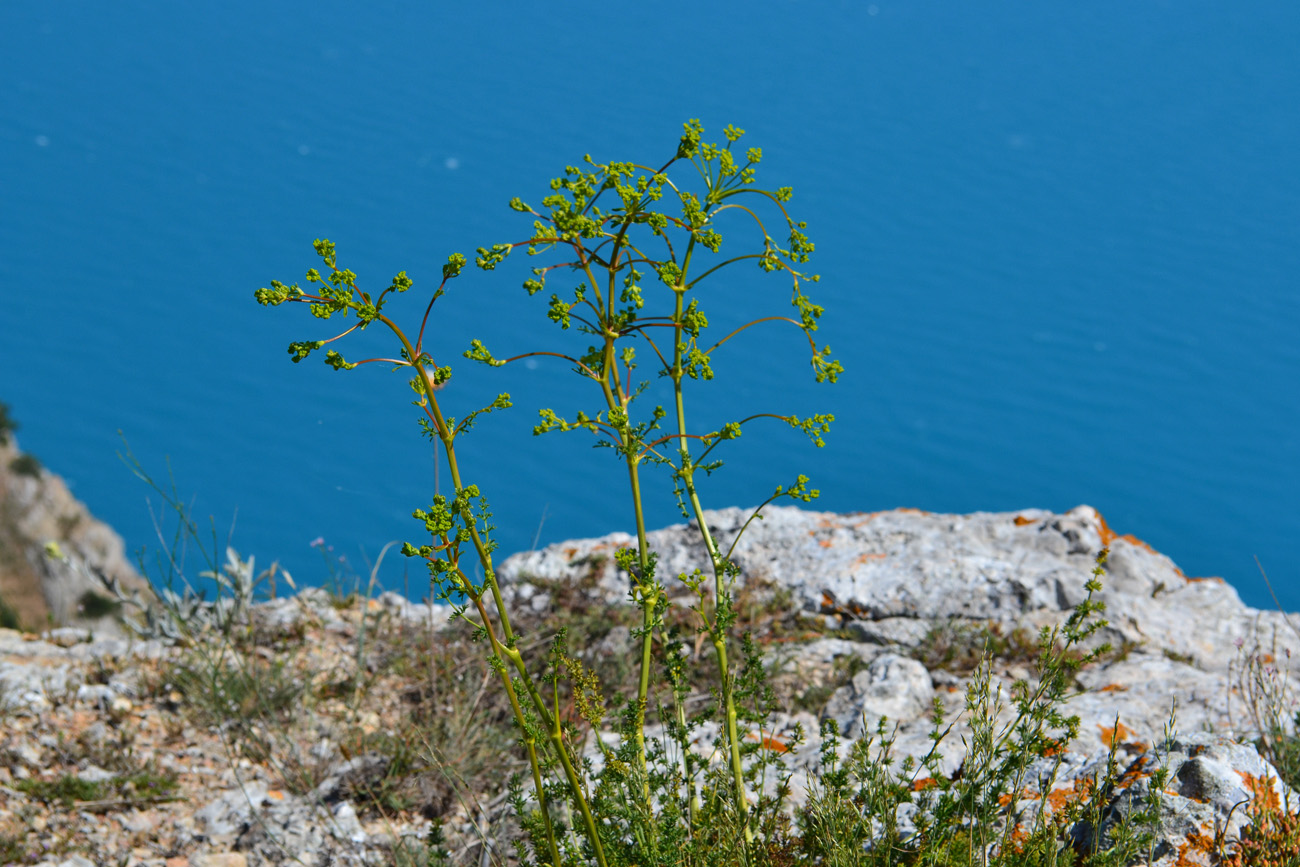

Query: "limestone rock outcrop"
left=499, top=504, right=1298, bottom=748
left=498, top=503, right=1300, bottom=865
left=5, top=496, right=1296, bottom=865
left=0, top=435, right=153, bottom=633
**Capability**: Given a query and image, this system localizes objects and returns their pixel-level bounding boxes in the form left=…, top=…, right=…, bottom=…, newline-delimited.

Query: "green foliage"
left=16, top=768, right=178, bottom=808
left=0, top=401, right=16, bottom=446
left=0, top=593, right=19, bottom=631
left=255, top=120, right=846, bottom=865
left=77, top=589, right=122, bottom=620
left=8, top=452, right=41, bottom=477
left=163, top=650, right=303, bottom=732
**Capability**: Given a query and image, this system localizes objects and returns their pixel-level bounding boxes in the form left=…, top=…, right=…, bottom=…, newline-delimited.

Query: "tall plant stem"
left=446, top=430, right=609, bottom=867
left=667, top=262, right=751, bottom=841
left=589, top=252, right=658, bottom=806
left=386, top=316, right=607, bottom=867
left=624, top=447, right=658, bottom=802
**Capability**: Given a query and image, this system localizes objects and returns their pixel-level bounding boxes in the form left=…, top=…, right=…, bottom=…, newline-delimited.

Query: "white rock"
left=331, top=800, right=366, bottom=843
left=76, top=765, right=115, bottom=782
left=823, top=652, right=934, bottom=738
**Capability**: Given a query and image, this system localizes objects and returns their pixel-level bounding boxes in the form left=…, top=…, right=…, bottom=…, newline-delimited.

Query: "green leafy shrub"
left=0, top=593, right=19, bottom=630
left=8, top=452, right=41, bottom=477
left=0, top=401, right=16, bottom=446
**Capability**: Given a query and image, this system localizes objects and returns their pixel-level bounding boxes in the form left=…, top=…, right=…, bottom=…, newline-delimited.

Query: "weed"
left=77, top=589, right=123, bottom=620
left=913, top=618, right=1044, bottom=675
left=394, top=820, right=455, bottom=867
left=16, top=767, right=178, bottom=808
left=0, top=592, right=19, bottom=630
left=257, top=120, right=841, bottom=865
left=17, top=774, right=105, bottom=807
left=0, top=401, right=16, bottom=445
left=1160, top=648, right=1196, bottom=666
left=0, top=830, right=29, bottom=864
left=8, top=452, right=41, bottom=478
left=163, top=650, right=303, bottom=732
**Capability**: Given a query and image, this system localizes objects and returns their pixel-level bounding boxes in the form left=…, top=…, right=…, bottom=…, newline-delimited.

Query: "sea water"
left=2, top=1, right=1296, bottom=609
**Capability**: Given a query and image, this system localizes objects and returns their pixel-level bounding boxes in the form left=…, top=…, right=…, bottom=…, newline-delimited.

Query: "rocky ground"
left=0, top=500, right=1298, bottom=865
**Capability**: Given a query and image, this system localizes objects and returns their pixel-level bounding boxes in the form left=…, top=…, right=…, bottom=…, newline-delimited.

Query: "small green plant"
left=0, top=592, right=19, bottom=630
left=0, top=831, right=29, bottom=865
left=16, top=768, right=178, bottom=808
left=0, top=401, right=16, bottom=446
left=393, top=820, right=454, bottom=867
left=913, top=619, right=1044, bottom=675
left=16, top=773, right=104, bottom=806
left=8, top=452, right=41, bottom=477
left=311, top=535, right=366, bottom=604
left=77, top=589, right=122, bottom=620
left=164, top=651, right=303, bottom=731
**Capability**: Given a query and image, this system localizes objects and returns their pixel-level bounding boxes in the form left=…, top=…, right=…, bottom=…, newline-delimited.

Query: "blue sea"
left=3, top=2, right=1297, bottom=610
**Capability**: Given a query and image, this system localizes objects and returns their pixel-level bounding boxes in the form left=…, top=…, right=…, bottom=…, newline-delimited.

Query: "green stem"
left=591, top=246, right=658, bottom=808
left=667, top=255, right=752, bottom=843
left=382, top=314, right=605, bottom=867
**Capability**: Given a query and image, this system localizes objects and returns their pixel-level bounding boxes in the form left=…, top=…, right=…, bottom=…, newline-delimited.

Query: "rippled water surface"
left=3, top=2, right=1297, bottom=608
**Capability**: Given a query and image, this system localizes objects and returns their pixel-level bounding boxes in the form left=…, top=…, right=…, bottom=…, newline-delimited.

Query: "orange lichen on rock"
left=819, top=591, right=872, bottom=620
left=1014, top=515, right=1037, bottom=526
left=1115, top=754, right=1155, bottom=789
left=1098, top=721, right=1139, bottom=748
left=1047, top=783, right=1083, bottom=812
left=912, top=777, right=939, bottom=791
left=1040, top=739, right=1066, bottom=757
left=997, top=789, right=1034, bottom=807
left=1237, top=769, right=1283, bottom=813
left=1098, top=683, right=1129, bottom=692
left=746, top=732, right=790, bottom=753
left=853, top=552, right=887, bottom=566
left=1092, top=508, right=1187, bottom=577
left=1171, top=829, right=1218, bottom=866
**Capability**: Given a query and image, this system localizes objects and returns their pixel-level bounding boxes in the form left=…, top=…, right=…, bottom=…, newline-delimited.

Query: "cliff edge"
left=0, top=431, right=153, bottom=633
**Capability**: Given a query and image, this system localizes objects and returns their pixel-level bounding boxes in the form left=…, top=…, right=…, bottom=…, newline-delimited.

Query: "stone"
left=0, top=658, right=70, bottom=711
left=6, top=739, right=43, bottom=769
left=331, top=800, right=366, bottom=843
left=1074, top=733, right=1295, bottom=866
left=822, top=652, right=935, bottom=738
left=501, top=503, right=1300, bottom=746
left=54, top=857, right=97, bottom=867
left=77, top=764, right=116, bottom=782
left=188, top=854, right=247, bottom=867
left=844, top=615, right=933, bottom=648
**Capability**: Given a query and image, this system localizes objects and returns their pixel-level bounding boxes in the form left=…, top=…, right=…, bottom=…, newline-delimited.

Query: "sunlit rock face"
left=500, top=502, right=1300, bottom=759
left=0, top=435, right=152, bottom=633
